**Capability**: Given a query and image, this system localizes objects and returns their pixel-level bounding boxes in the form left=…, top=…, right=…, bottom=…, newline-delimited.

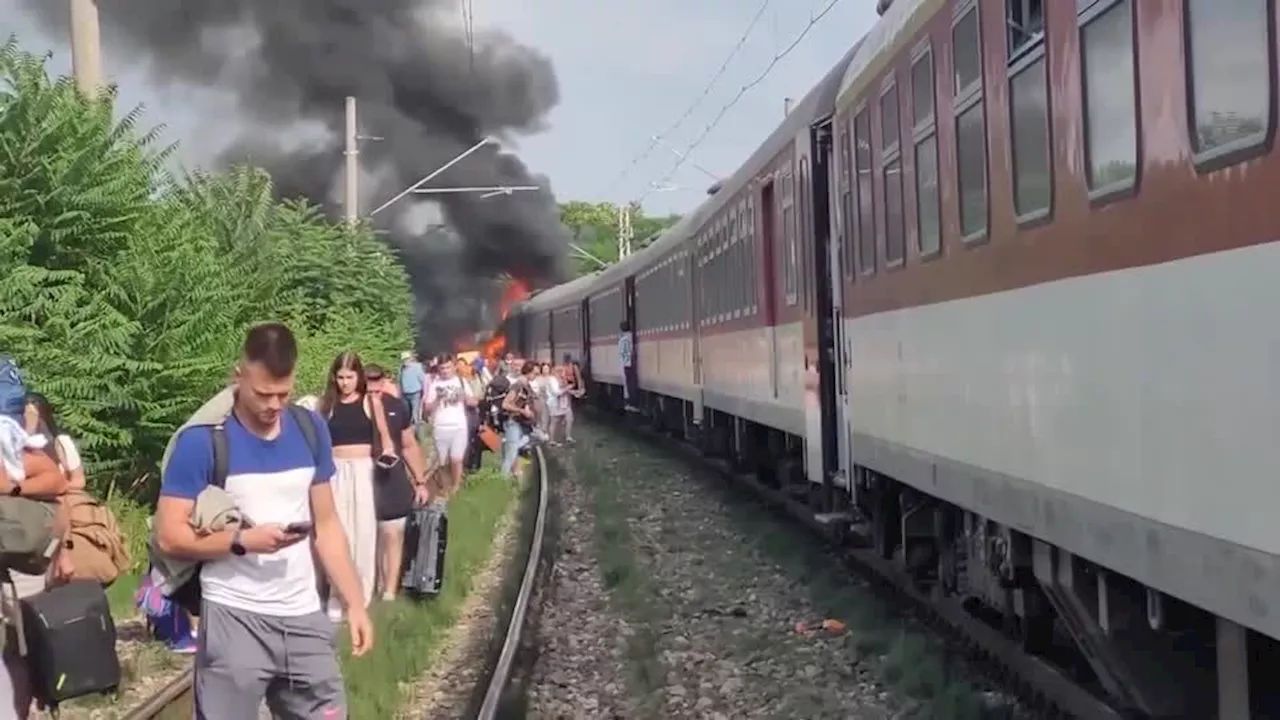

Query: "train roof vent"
left=877, top=0, right=893, bottom=15
left=706, top=180, right=723, bottom=196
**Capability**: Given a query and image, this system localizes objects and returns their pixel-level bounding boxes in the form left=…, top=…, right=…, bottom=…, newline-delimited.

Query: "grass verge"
left=338, top=461, right=518, bottom=718
left=571, top=441, right=666, bottom=719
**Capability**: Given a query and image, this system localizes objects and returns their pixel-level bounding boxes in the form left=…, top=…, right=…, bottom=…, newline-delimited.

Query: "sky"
left=1, top=0, right=880, bottom=216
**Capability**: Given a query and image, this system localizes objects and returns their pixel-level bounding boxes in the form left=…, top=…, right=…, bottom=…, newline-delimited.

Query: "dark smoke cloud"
left=17, top=0, right=572, bottom=347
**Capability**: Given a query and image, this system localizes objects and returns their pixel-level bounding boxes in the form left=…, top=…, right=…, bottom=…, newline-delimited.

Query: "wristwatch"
left=230, top=528, right=247, bottom=556
left=8, top=483, right=20, bottom=497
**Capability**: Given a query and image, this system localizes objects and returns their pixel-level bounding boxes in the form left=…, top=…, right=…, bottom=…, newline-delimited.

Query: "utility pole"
left=344, top=96, right=359, bottom=226
left=69, top=0, right=102, bottom=96
left=617, top=204, right=634, bottom=259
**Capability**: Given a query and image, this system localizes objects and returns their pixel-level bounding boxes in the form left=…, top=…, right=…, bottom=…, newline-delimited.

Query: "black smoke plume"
left=16, top=0, right=571, bottom=347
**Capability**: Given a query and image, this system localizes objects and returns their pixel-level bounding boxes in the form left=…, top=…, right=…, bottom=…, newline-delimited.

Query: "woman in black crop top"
left=315, top=351, right=398, bottom=619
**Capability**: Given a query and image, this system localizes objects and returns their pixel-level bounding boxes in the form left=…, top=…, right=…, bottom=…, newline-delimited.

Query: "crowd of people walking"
left=0, top=319, right=589, bottom=719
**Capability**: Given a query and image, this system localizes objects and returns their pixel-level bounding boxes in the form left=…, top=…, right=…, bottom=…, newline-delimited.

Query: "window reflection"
left=915, top=135, right=940, bottom=255
left=953, top=8, right=982, bottom=95
left=1081, top=0, right=1136, bottom=190
left=1010, top=55, right=1051, bottom=216
left=957, top=104, right=987, bottom=237
left=884, top=159, right=905, bottom=264
left=1187, top=0, right=1270, bottom=155
left=855, top=110, right=876, bottom=272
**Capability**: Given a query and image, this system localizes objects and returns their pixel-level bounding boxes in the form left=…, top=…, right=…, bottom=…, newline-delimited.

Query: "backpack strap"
left=210, top=423, right=229, bottom=490
left=287, top=404, right=320, bottom=462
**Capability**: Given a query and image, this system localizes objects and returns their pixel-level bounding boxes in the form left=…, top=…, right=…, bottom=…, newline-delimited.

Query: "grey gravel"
left=528, top=424, right=900, bottom=719
left=525, top=448, right=631, bottom=718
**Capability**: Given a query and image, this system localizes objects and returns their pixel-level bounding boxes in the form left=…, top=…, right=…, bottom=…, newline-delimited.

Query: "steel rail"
left=476, top=444, right=549, bottom=719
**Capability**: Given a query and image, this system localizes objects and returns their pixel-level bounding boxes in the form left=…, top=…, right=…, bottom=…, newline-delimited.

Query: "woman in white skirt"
left=316, top=352, right=398, bottom=620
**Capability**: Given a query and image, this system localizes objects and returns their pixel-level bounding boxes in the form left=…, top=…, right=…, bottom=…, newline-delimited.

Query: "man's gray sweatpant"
left=195, top=600, right=346, bottom=720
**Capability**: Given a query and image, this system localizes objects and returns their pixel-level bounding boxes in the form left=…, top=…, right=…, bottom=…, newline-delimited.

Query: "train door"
left=624, top=276, right=637, bottom=403
left=689, top=248, right=704, bottom=424
left=830, top=122, right=853, bottom=490
left=760, top=180, right=780, bottom=399
left=579, top=298, right=593, bottom=389
left=811, top=119, right=845, bottom=506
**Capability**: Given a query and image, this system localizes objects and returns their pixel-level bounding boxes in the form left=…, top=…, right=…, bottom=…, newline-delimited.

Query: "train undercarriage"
left=596, top=380, right=1280, bottom=720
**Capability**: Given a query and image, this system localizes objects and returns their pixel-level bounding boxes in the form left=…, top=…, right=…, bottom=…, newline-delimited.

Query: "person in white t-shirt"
left=424, top=359, right=476, bottom=499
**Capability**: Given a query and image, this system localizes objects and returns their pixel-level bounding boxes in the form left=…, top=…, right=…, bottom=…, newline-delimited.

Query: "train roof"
left=580, top=42, right=864, bottom=299
left=694, top=41, right=863, bottom=223
left=540, top=31, right=876, bottom=306
left=836, top=0, right=942, bottom=111
left=520, top=271, right=601, bottom=313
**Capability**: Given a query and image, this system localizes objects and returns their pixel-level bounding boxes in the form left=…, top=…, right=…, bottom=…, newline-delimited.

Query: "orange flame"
left=450, top=277, right=531, bottom=360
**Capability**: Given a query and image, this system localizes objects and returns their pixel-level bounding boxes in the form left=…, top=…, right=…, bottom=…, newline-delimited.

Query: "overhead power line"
left=607, top=0, right=773, bottom=195
left=639, top=0, right=845, bottom=205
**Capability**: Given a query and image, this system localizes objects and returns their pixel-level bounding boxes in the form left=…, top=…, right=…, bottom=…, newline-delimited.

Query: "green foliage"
left=0, top=40, right=413, bottom=499
left=559, top=200, right=680, bottom=277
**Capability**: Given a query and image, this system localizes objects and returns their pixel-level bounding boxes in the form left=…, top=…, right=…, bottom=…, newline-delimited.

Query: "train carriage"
left=508, top=0, right=1280, bottom=714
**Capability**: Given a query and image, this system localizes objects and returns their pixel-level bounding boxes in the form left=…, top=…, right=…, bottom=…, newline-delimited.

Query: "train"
left=504, top=0, right=1279, bottom=716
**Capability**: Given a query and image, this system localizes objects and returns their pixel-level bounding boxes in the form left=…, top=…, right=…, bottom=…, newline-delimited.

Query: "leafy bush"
left=0, top=40, right=414, bottom=505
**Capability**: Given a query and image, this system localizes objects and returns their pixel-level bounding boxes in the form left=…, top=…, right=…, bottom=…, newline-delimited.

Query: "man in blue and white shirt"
left=155, top=323, right=371, bottom=719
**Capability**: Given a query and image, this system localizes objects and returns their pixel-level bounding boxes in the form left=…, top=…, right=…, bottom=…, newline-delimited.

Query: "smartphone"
left=376, top=454, right=400, bottom=470
left=284, top=521, right=313, bottom=536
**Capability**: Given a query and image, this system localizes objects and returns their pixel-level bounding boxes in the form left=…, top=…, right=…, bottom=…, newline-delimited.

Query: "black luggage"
left=20, top=579, right=121, bottom=708
left=401, top=506, right=447, bottom=596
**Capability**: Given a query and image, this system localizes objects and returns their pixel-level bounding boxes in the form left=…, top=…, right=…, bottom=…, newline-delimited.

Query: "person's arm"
left=16, top=450, right=69, bottom=499
left=55, top=436, right=87, bottom=492
left=367, top=393, right=397, bottom=458
left=154, top=428, right=236, bottom=559
left=464, top=380, right=478, bottom=407
left=423, top=381, right=439, bottom=415
left=401, top=425, right=426, bottom=483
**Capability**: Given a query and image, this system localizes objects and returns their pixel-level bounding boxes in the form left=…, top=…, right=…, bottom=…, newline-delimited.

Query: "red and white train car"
left=510, top=0, right=1280, bottom=714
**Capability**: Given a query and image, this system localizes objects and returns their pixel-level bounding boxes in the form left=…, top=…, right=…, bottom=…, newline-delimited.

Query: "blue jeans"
left=501, top=419, right=527, bottom=476
left=404, top=391, right=423, bottom=428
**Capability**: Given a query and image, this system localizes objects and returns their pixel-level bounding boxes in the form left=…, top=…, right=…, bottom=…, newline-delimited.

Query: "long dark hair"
left=23, top=392, right=60, bottom=438
left=318, top=351, right=366, bottom=417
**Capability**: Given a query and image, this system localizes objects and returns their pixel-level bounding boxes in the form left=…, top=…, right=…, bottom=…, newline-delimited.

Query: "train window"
left=1006, top=0, right=1045, bottom=60
left=1080, top=0, right=1136, bottom=192
left=953, top=4, right=987, bottom=240
left=911, top=51, right=934, bottom=129
left=881, top=84, right=900, bottom=151
left=884, top=159, right=905, bottom=264
left=783, top=172, right=798, bottom=305
left=956, top=103, right=988, bottom=237
left=953, top=6, right=982, bottom=98
left=838, top=129, right=855, bottom=277
left=911, top=50, right=941, bottom=258
left=1186, top=0, right=1271, bottom=160
left=1010, top=52, right=1051, bottom=218
left=854, top=108, right=876, bottom=274
left=916, top=135, right=941, bottom=257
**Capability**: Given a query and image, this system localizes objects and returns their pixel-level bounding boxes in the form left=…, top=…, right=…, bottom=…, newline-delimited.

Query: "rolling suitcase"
left=20, top=578, right=121, bottom=709
left=401, top=505, right=447, bottom=596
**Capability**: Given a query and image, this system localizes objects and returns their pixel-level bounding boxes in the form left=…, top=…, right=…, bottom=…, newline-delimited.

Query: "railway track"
left=586, top=409, right=1127, bottom=720
left=120, top=446, right=549, bottom=720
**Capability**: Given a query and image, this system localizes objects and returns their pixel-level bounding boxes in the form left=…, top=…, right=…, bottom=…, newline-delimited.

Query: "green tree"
left=0, top=40, right=413, bottom=498
left=558, top=200, right=680, bottom=277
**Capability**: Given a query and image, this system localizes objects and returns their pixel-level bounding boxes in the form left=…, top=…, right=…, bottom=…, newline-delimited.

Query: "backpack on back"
left=161, top=402, right=320, bottom=615
left=64, top=490, right=130, bottom=586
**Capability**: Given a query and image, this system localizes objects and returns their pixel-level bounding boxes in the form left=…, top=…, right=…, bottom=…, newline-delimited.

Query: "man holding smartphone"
left=154, top=323, right=372, bottom=719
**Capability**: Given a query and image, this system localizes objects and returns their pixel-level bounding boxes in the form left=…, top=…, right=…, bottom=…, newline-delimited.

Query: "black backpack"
left=170, top=404, right=320, bottom=615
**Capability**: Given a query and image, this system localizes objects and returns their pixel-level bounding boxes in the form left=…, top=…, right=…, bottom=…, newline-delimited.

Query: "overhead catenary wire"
left=607, top=0, right=773, bottom=195
left=638, top=0, right=845, bottom=205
